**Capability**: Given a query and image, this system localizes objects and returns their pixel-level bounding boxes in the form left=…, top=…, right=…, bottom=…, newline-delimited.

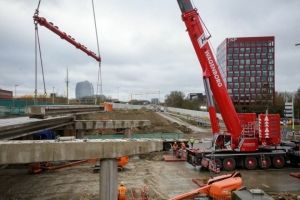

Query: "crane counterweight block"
left=33, top=15, right=101, bottom=62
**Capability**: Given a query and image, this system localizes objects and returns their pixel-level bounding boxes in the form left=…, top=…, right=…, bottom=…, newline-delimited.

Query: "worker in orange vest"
left=180, top=142, right=187, bottom=158
left=172, top=141, right=179, bottom=156
left=118, top=181, right=127, bottom=200
left=181, top=142, right=186, bottom=150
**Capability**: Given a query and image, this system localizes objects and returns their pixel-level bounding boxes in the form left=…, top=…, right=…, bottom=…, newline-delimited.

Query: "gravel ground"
left=0, top=153, right=299, bottom=200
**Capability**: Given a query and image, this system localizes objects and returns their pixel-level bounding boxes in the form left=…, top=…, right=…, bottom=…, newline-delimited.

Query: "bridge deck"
left=0, top=139, right=163, bottom=164
left=0, top=116, right=74, bottom=140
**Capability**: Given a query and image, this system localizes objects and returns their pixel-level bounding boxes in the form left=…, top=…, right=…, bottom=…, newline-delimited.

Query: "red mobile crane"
left=176, top=0, right=300, bottom=171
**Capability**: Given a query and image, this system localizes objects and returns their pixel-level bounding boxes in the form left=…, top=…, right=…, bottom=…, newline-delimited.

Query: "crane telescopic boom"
left=176, top=0, right=242, bottom=147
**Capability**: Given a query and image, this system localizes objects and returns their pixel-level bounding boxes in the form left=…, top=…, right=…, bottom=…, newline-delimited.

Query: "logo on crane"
left=197, top=33, right=208, bottom=48
left=204, top=50, right=223, bottom=87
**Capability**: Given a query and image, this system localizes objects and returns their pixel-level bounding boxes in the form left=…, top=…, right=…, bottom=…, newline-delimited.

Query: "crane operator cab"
left=214, top=134, right=232, bottom=150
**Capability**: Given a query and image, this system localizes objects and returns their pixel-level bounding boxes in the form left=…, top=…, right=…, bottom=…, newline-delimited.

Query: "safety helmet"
left=120, top=181, right=124, bottom=186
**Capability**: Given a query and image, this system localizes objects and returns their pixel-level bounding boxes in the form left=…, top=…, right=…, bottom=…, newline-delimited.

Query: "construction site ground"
left=0, top=110, right=299, bottom=199
left=0, top=156, right=299, bottom=200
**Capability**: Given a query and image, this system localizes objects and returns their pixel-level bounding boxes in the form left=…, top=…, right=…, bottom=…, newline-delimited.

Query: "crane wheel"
left=223, top=157, right=236, bottom=171
left=258, top=156, right=271, bottom=169
left=244, top=156, right=257, bottom=170
left=214, top=158, right=223, bottom=169
left=272, top=155, right=285, bottom=168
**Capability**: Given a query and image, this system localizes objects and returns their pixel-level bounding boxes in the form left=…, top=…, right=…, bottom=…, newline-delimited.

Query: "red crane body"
left=177, top=0, right=242, bottom=148
left=175, top=0, right=300, bottom=173
left=33, top=15, right=101, bottom=62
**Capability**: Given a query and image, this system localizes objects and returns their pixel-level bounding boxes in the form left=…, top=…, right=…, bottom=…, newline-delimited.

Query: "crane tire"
left=244, top=156, right=257, bottom=170
left=223, top=157, right=236, bottom=171
left=258, top=156, right=271, bottom=169
left=272, top=155, right=285, bottom=169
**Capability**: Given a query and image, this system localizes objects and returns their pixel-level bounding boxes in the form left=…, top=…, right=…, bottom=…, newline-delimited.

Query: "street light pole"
left=292, top=94, right=295, bottom=130
left=13, top=84, right=19, bottom=112
left=14, top=84, right=19, bottom=98
left=52, top=86, right=55, bottom=104
left=294, top=43, right=300, bottom=129
left=117, top=87, right=120, bottom=100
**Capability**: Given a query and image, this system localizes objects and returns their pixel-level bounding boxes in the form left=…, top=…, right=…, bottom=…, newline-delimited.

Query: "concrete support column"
left=100, top=158, right=118, bottom=200
left=76, top=130, right=84, bottom=139
left=125, top=127, right=132, bottom=138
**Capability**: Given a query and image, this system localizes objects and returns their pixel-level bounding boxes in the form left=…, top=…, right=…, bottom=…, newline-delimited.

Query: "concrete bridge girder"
left=0, top=139, right=163, bottom=200
left=0, top=139, right=163, bottom=165
left=74, top=120, right=151, bottom=130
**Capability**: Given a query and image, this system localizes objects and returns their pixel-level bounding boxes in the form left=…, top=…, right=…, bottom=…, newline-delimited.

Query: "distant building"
left=0, top=89, right=13, bottom=99
left=187, top=93, right=206, bottom=101
left=151, top=98, right=159, bottom=105
left=75, top=81, right=94, bottom=99
left=217, top=36, right=275, bottom=106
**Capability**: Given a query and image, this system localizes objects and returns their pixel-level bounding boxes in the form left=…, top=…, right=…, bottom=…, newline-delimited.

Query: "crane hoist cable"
left=34, top=0, right=47, bottom=100
left=91, top=0, right=103, bottom=101
left=33, top=0, right=102, bottom=103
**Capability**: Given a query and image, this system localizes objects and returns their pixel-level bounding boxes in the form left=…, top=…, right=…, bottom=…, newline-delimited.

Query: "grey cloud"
left=0, top=0, right=299, bottom=101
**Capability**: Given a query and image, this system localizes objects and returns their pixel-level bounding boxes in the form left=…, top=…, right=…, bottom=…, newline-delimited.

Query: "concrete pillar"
left=125, top=127, right=132, bottom=138
left=76, top=130, right=84, bottom=139
left=100, top=159, right=118, bottom=200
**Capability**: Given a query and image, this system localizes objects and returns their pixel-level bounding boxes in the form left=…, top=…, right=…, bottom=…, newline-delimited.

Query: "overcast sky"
left=0, top=0, right=299, bottom=101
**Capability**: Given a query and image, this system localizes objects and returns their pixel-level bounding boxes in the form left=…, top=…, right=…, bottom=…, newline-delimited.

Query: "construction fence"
left=0, top=99, right=61, bottom=117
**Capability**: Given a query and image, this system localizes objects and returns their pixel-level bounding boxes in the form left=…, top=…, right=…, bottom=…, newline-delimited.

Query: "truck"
left=176, top=0, right=300, bottom=171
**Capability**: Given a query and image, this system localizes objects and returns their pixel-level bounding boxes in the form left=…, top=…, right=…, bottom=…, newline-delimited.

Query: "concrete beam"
left=0, top=116, right=74, bottom=140
left=74, top=120, right=151, bottom=130
left=27, top=105, right=104, bottom=118
left=0, top=139, right=163, bottom=165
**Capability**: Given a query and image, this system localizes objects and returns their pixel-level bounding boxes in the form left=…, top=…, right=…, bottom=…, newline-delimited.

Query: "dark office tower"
left=217, top=36, right=275, bottom=108
left=75, top=81, right=94, bottom=99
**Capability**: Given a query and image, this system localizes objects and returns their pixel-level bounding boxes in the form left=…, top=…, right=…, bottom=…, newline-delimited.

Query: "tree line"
left=164, top=88, right=300, bottom=119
